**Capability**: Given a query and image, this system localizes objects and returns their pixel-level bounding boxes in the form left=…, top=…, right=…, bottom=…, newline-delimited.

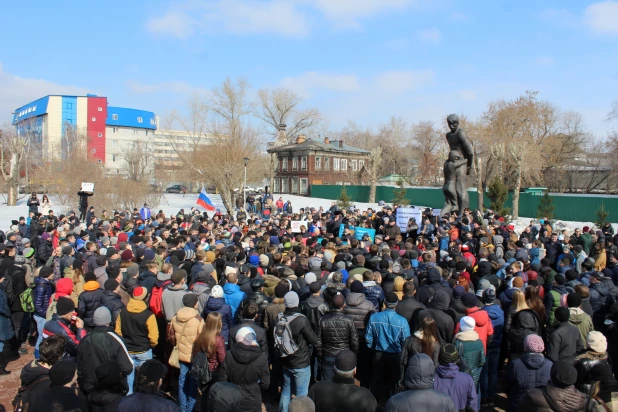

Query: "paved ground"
left=0, top=345, right=507, bottom=412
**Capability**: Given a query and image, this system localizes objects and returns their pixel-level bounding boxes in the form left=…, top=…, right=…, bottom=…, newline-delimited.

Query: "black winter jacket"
left=281, top=307, right=318, bottom=369
left=300, top=295, right=328, bottom=333
left=384, top=353, right=456, bottom=412
left=508, top=309, right=541, bottom=360
left=395, top=295, right=425, bottom=326
left=219, top=342, right=270, bottom=412
left=415, top=291, right=455, bottom=346
left=546, top=321, right=585, bottom=363
left=229, top=320, right=268, bottom=357
left=506, top=352, right=553, bottom=412
left=316, top=309, right=359, bottom=358
left=78, top=286, right=105, bottom=328
left=5, top=263, right=26, bottom=312
left=77, top=327, right=134, bottom=393
left=343, top=292, right=375, bottom=332
left=118, top=389, right=180, bottom=412
left=100, top=291, right=125, bottom=328
left=234, top=291, right=269, bottom=325
left=309, top=375, right=378, bottom=412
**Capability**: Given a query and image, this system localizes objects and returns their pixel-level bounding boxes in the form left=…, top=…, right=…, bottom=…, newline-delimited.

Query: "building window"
left=112, top=154, right=117, bottom=162
left=301, top=156, right=307, bottom=171
left=333, top=158, right=340, bottom=171
left=282, top=157, right=288, bottom=171
left=292, top=157, right=298, bottom=171
left=98, top=107, right=103, bottom=112
left=315, top=156, right=321, bottom=170
left=112, top=114, right=118, bottom=120
left=274, top=178, right=280, bottom=193
left=112, top=140, right=118, bottom=148
left=282, top=178, right=289, bottom=193
left=97, top=159, right=102, bottom=164
left=351, top=159, right=357, bottom=171
left=341, top=159, right=347, bottom=171
left=145, top=130, right=149, bottom=136
left=112, top=127, right=117, bottom=134
left=324, top=157, right=330, bottom=171
left=359, top=160, right=365, bottom=169
left=97, top=133, right=103, bottom=138
left=292, top=177, right=299, bottom=193
left=137, top=117, right=143, bottom=123
left=91, top=117, right=96, bottom=121
left=300, top=178, right=308, bottom=194
left=133, top=129, right=138, bottom=135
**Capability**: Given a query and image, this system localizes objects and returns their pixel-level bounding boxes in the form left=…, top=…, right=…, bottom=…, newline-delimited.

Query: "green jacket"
left=455, top=331, right=486, bottom=389
left=569, top=307, right=594, bottom=343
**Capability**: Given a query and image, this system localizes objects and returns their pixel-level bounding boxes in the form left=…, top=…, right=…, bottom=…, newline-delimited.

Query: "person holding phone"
left=41, top=297, right=86, bottom=359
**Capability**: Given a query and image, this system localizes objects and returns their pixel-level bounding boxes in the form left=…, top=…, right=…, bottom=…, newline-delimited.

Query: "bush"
left=393, top=178, right=410, bottom=206
left=596, top=202, right=609, bottom=227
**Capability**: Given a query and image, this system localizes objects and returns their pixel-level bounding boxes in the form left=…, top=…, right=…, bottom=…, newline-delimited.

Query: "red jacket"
left=455, top=306, right=494, bottom=353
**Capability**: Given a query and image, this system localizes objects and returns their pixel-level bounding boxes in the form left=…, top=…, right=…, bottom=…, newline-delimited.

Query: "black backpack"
left=12, top=374, right=49, bottom=411
left=190, top=350, right=212, bottom=387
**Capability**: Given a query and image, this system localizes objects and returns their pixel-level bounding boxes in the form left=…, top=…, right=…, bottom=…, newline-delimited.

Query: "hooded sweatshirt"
left=46, top=278, right=74, bottom=320
left=568, top=307, right=593, bottom=344
left=433, top=363, right=477, bottom=411
left=223, top=282, right=246, bottom=322
left=161, top=283, right=188, bottom=321
left=454, top=306, right=494, bottom=352
left=416, top=290, right=454, bottom=345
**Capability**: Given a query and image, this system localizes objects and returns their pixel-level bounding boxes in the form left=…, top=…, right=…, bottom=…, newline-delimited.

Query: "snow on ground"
left=0, top=193, right=613, bottom=236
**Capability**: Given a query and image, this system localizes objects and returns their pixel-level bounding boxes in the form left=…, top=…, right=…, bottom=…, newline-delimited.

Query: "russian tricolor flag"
left=196, top=187, right=216, bottom=211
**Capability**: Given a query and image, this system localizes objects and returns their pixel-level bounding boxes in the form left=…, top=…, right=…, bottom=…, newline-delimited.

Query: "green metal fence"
left=310, top=185, right=618, bottom=222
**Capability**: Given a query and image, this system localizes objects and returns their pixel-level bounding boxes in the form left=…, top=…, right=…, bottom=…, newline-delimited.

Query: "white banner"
left=290, top=221, right=305, bottom=233
left=432, top=208, right=442, bottom=217
left=81, top=182, right=94, bottom=192
left=396, top=207, right=422, bottom=233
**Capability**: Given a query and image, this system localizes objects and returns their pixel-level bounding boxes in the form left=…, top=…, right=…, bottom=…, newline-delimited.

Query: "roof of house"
left=266, top=138, right=370, bottom=155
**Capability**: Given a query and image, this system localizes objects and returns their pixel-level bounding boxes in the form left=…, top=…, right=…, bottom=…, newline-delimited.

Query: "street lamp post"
left=243, top=157, right=249, bottom=212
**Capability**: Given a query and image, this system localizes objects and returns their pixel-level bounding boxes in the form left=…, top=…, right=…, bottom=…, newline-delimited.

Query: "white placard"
left=432, top=208, right=442, bottom=217
left=290, top=221, right=305, bottom=233
left=396, top=207, right=423, bottom=233
left=81, top=182, right=94, bottom=192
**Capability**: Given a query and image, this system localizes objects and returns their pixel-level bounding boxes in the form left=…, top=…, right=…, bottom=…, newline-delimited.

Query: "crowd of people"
left=1, top=195, right=618, bottom=412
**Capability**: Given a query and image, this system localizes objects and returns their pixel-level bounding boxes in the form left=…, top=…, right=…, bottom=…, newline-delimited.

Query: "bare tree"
left=122, top=141, right=154, bottom=182
left=0, top=123, right=32, bottom=205
left=409, top=121, right=445, bottom=186
left=368, top=147, right=382, bottom=203
left=257, top=88, right=322, bottom=142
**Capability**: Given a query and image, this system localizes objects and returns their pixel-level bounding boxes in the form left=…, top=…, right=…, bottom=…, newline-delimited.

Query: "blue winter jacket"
left=0, top=288, right=15, bottom=341
left=506, top=352, right=552, bottom=412
left=33, top=277, right=54, bottom=318
left=118, top=389, right=180, bottom=412
left=203, top=297, right=232, bottom=343
left=365, top=309, right=410, bottom=353
left=433, top=363, right=477, bottom=411
left=223, top=283, right=246, bottom=323
left=362, top=281, right=385, bottom=310
left=482, top=303, right=505, bottom=349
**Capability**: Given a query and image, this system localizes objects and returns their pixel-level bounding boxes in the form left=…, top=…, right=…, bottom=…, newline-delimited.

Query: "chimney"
left=324, top=136, right=330, bottom=144
left=338, top=139, right=344, bottom=148
left=296, top=134, right=306, bottom=144
left=279, top=123, right=286, bottom=131
left=276, top=123, right=287, bottom=145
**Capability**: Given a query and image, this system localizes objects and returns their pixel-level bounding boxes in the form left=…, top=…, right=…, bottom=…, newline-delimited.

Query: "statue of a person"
left=440, top=114, right=473, bottom=217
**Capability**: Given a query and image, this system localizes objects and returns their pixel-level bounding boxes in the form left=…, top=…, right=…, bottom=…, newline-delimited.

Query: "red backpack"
left=149, top=280, right=172, bottom=317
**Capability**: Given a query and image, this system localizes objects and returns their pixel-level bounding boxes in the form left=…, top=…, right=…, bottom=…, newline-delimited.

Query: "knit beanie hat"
left=439, top=344, right=460, bottom=365
left=120, top=250, right=133, bottom=261
left=483, top=288, right=496, bottom=304
left=453, top=286, right=466, bottom=299
left=49, top=359, right=76, bottom=386
left=289, top=396, right=316, bottom=412
left=304, top=272, right=317, bottom=285
left=551, top=361, right=578, bottom=387
left=334, top=349, right=356, bottom=372
left=104, top=279, right=119, bottom=291
left=385, top=292, right=399, bottom=308
left=461, top=292, right=478, bottom=308
left=56, top=297, right=75, bottom=316
left=566, top=293, right=582, bottom=308
left=587, top=331, right=608, bottom=353
left=350, top=280, right=364, bottom=293
left=284, top=291, right=299, bottom=308
left=460, top=316, right=475, bottom=332
left=211, top=285, right=224, bottom=298
left=132, top=286, right=148, bottom=301
left=555, top=306, right=570, bottom=323
left=275, top=282, right=289, bottom=298
left=524, top=334, right=545, bottom=353
left=182, top=293, right=199, bottom=308
left=93, top=307, right=112, bottom=326
left=309, top=282, right=321, bottom=293
left=259, top=254, right=269, bottom=267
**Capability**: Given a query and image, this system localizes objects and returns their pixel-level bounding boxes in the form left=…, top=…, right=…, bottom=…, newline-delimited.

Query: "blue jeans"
left=179, top=361, right=197, bottom=412
left=33, top=314, right=46, bottom=359
left=320, top=356, right=336, bottom=382
left=127, top=349, right=151, bottom=395
left=480, top=347, right=500, bottom=400
left=279, top=366, right=311, bottom=412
